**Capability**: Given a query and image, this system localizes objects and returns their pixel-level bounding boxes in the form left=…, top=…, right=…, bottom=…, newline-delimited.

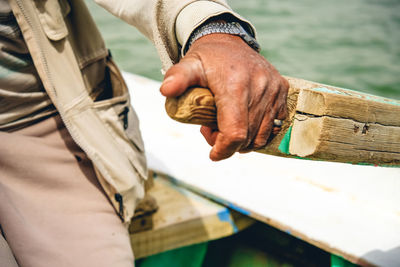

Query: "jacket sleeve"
left=93, top=0, right=256, bottom=71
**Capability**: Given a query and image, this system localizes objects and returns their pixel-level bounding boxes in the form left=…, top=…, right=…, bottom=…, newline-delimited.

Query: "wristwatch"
left=185, top=21, right=261, bottom=54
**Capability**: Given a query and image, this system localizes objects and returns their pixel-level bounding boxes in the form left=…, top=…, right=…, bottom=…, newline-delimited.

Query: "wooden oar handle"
left=165, top=87, right=217, bottom=128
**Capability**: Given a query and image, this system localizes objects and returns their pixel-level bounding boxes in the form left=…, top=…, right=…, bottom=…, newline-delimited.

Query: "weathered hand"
left=160, top=33, right=289, bottom=161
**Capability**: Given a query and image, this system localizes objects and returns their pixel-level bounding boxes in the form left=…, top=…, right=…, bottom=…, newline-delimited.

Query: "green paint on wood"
left=278, top=126, right=292, bottom=154
left=330, top=254, right=359, bottom=267
left=136, top=242, right=208, bottom=267
left=355, top=162, right=400, bottom=168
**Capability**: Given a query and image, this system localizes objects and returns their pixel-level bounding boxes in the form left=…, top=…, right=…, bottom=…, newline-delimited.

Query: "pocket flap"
left=35, top=0, right=70, bottom=41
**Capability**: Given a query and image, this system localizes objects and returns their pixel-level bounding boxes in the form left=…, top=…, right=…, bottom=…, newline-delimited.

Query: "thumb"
left=160, top=58, right=207, bottom=97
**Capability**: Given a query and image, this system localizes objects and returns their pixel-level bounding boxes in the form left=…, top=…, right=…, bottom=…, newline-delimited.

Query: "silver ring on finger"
left=273, top=119, right=283, bottom=127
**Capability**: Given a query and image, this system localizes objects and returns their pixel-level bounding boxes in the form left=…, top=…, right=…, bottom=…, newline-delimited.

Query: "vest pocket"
left=34, top=0, right=70, bottom=41
left=92, top=58, right=147, bottom=179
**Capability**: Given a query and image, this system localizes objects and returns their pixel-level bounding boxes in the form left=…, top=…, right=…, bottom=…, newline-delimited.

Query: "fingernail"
left=160, top=76, right=174, bottom=95
left=163, top=76, right=174, bottom=85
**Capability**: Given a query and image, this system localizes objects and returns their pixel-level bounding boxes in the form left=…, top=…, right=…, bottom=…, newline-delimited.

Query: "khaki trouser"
left=0, top=114, right=134, bottom=267
left=0, top=233, right=17, bottom=267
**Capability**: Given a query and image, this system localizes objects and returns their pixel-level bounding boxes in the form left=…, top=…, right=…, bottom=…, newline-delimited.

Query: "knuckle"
left=254, top=70, right=269, bottom=87
left=278, top=106, right=288, bottom=120
left=268, top=79, right=281, bottom=96
left=282, top=107, right=288, bottom=117
left=164, top=67, right=175, bottom=78
left=281, top=77, right=290, bottom=90
left=225, top=129, right=248, bottom=145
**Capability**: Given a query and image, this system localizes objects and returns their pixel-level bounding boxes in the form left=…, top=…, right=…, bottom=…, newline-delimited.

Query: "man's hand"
left=160, top=33, right=289, bottom=161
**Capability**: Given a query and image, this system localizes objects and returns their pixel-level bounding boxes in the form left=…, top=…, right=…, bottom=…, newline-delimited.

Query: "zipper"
left=114, top=193, right=125, bottom=220
left=14, top=0, right=126, bottom=221
left=119, top=107, right=129, bottom=130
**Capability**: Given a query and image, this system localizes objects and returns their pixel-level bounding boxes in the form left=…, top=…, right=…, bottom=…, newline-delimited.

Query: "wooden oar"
left=165, top=76, right=400, bottom=166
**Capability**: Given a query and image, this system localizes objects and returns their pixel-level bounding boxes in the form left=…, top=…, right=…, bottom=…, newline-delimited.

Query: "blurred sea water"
left=87, top=0, right=400, bottom=100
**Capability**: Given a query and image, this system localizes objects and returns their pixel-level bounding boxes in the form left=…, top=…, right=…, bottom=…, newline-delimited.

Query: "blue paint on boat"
left=217, top=208, right=238, bottom=233
left=227, top=203, right=251, bottom=216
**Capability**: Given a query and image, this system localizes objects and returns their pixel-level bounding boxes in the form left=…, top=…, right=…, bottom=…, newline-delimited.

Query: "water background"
left=87, top=0, right=400, bottom=100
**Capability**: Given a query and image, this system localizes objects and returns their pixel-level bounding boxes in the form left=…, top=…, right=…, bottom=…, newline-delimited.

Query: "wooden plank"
left=165, top=76, right=400, bottom=166
left=130, top=173, right=254, bottom=259
left=125, top=73, right=400, bottom=267
left=290, top=115, right=400, bottom=164
left=296, top=88, right=400, bottom=127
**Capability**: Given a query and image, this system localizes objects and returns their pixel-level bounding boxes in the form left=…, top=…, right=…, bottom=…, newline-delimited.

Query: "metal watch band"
left=185, top=21, right=261, bottom=54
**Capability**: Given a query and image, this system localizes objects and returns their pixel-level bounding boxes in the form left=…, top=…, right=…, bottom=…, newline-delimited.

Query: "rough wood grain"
left=290, top=115, right=400, bottom=164
left=296, top=88, right=400, bottom=127
left=165, top=77, right=400, bottom=165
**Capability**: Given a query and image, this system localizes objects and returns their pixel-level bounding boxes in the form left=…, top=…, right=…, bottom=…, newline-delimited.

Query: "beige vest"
left=9, top=0, right=147, bottom=223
